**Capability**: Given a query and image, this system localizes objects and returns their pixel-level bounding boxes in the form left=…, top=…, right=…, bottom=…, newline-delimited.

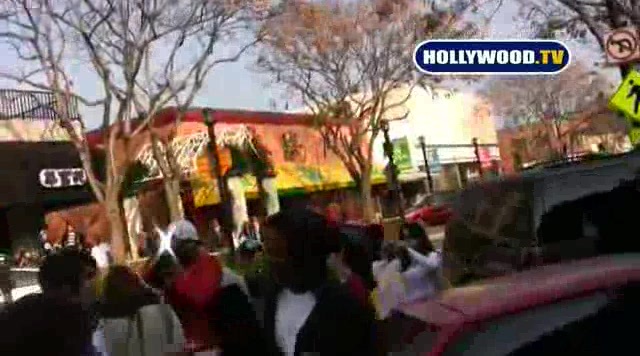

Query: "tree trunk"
left=358, top=170, right=376, bottom=223
left=164, top=176, right=184, bottom=222
left=149, top=132, right=184, bottom=223
left=123, top=196, right=141, bottom=260
left=259, top=176, right=280, bottom=217
left=227, top=176, right=248, bottom=247
left=106, top=191, right=128, bottom=264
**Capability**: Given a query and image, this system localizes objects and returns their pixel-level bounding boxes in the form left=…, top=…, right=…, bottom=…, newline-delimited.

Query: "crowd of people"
left=0, top=207, right=444, bottom=355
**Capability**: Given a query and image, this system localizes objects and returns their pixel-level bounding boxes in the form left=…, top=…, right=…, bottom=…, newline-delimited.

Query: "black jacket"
left=260, top=280, right=378, bottom=356
left=209, top=283, right=270, bottom=356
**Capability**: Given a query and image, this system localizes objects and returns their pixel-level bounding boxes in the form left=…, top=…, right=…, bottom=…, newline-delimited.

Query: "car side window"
left=495, top=191, right=531, bottom=240
left=442, top=292, right=612, bottom=356
left=508, top=283, right=638, bottom=355
left=456, top=188, right=483, bottom=221
left=536, top=165, right=636, bottom=245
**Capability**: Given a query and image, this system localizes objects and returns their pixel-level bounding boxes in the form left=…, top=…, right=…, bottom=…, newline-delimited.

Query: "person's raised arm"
left=407, top=247, right=440, bottom=270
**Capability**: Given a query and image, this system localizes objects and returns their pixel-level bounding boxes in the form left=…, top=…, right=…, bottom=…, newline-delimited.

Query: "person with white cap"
left=144, top=219, right=248, bottom=355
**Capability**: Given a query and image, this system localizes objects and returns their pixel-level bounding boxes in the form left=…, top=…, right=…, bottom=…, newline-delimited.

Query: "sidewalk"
left=0, top=267, right=41, bottom=304
left=425, top=225, right=445, bottom=248
left=0, top=284, right=41, bottom=304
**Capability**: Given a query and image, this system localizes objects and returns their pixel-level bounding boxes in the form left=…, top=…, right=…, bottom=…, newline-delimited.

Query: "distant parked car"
left=387, top=254, right=639, bottom=355
left=405, top=193, right=454, bottom=226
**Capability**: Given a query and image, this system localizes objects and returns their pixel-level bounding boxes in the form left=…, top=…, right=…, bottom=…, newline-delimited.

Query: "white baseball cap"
left=169, top=219, right=200, bottom=243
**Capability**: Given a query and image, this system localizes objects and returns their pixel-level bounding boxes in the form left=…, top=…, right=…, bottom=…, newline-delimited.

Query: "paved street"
left=425, top=225, right=445, bottom=250
left=0, top=268, right=40, bottom=304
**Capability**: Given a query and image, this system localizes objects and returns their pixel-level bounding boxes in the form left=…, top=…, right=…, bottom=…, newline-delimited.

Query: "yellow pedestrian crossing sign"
left=609, top=70, right=640, bottom=121
left=629, top=126, right=640, bottom=145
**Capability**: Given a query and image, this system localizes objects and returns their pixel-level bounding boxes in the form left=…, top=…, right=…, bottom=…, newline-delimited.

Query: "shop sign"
left=604, top=27, right=640, bottom=65
left=391, top=137, right=412, bottom=173
left=428, top=148, right=442, bottom=174
left=39, top=168, right=87, bottom=188
left=479, top=147, right=492, bottom=169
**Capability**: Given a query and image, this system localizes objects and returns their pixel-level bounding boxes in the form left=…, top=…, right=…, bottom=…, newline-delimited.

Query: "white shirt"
left=220, top=267, right=249, bottom=296
left=39, top=230, right=47, bottom=242
left=372, top=259, right=406, bottom=319
left=372, top=260, right=393, bottom=283
left=275, top=288, right=317, bottom=355
left=66, top=232, right=76, bottom=246
left=401, top=248, right=442, bottom=303
left=92, top=327, right=109, bottom=356
left=91, top=243, right=111, bottom=269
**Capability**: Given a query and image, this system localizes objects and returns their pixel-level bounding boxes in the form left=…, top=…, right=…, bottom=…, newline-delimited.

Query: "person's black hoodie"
left=209, top=283, right=270, bottom=356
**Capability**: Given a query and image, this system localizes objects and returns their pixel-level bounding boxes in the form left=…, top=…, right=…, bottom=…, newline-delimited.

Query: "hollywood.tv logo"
left=413, top=40, right=571, bottom=75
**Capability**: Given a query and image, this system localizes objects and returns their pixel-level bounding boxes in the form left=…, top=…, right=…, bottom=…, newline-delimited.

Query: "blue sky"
left=0, top=1, right=621, bottom=130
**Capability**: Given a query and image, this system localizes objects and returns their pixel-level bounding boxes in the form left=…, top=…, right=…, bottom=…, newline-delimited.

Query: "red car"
left=389, top=254, right=639, bottom=355
left=405, top=194, right=454, bottom=226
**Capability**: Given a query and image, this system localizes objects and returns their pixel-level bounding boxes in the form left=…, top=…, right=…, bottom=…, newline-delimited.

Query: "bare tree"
left=148, top=117, right=185, bottom=223
left=485, top=62, right=614, bottom=160
left=146, top=35, right=261, bottom=223
left=0, top=0, right=266, bottom=263
left=516, top=0, right=640, bottom=76
left=256, top=0, right=480, bottom=221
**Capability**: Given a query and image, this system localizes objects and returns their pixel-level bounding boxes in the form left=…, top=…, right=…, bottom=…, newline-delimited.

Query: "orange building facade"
left=497, top=103, right=630, bottom=174
left=47, top=108, right=385, bottom=249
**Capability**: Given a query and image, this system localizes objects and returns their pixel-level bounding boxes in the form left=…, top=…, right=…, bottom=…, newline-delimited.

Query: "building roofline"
left=85, top=107, right=313, bottom=147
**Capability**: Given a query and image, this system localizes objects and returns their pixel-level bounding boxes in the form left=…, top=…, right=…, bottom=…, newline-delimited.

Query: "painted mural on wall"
left=189, top=123, right=385, bottom=208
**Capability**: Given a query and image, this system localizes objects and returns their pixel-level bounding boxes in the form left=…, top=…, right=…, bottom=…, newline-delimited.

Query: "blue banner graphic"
left=413, top=40, right=571, bottom=75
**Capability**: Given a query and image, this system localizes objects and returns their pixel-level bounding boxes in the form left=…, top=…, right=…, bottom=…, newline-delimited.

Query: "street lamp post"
left=202, top=109, right=234, bottom=253
left=472, top=137, right=483, bottom=178
left=381, top=120, right=405, bottom=218
left=417, top=136, right=434, bottom=194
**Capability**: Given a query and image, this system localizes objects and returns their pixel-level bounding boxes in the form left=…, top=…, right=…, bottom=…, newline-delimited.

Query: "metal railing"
left=0, top=89, right=80, bottom=120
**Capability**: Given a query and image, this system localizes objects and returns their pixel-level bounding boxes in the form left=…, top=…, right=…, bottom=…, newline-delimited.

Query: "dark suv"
left=442, top=151, right=640, bottom=285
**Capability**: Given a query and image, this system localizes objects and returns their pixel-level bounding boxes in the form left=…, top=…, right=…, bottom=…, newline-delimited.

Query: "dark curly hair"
left=263, top=207, right=340, bottom=263
left=100, top=265, right=159, bottom=318
left=38, top=248, right=96, bottom=295
left=263, top=207, right=340, bottom=291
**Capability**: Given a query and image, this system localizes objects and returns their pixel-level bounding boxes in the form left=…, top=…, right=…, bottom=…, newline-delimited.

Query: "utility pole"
left=381, top=120, right=405, bottom=218
left=202, top=109, right=234, bottom=254
left=417, top=136, right=434, bottom=194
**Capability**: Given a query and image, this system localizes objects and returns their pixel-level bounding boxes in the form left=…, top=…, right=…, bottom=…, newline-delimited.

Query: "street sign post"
left=391, top=137, right=412, bottom=173
left=605, top=27, right=640, bottom=64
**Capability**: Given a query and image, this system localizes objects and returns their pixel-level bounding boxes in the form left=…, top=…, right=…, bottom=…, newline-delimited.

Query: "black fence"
left=0, top=89, right=79, bottom=121
left=521, top=152, right=627, bottom=171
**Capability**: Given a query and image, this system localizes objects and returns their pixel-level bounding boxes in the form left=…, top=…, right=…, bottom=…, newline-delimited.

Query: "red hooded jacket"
left=145, top=251, right=223, bottom=352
